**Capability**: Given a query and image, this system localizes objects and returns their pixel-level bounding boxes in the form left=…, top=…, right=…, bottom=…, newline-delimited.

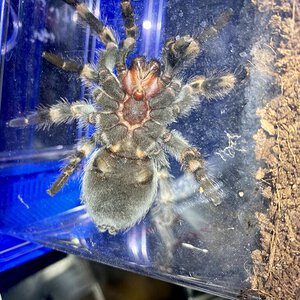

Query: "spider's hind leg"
left=47, top=137, right=96, bottom=196
left=162, top=130, right=223, bottom=206
left=150, top=150, right=176, bottom=227
left=155, top=151, right=174, bottom=205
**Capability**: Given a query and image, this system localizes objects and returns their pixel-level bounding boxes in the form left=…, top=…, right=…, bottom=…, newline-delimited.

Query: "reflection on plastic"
left=1, top=1, right=20, bottom=55
left=2, top=171, right=259, bottom=300
left=0, top=0, right=275, bottom=299
left=141, top=0, right=165, bottom=58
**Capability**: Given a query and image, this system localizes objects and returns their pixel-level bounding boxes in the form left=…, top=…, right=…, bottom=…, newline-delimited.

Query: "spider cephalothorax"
left=9, top=0, right=237, bottom=234
left=118, top=57, right=163, bottom=127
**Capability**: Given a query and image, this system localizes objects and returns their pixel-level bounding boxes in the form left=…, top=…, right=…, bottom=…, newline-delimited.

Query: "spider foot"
left=163, top=35, right=200, bottom=76
left=181, top=148, right=223, bottom=206
left=97, top=224, right=119, bottom=235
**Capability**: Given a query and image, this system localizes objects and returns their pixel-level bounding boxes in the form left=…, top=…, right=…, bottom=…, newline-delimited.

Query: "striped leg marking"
left=121, top=0, right=137, bottom=40
left=8, top=100, right=96, bottom=129
left=162, top=130, right=222, bottom=206
left=170, top=73, right=236, bottom=117
left=43, top=52, right=98, bottom=83
left=116, top=0, right=138, bottom=77
left=63, top=0, right=117, bottom=47
left=47, top=138, right=96, bottom=196
left=196, top=9, right=233, bottom=44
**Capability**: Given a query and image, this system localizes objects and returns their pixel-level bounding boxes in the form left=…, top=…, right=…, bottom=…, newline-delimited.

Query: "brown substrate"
left=250, top=0, right=300, bottom=299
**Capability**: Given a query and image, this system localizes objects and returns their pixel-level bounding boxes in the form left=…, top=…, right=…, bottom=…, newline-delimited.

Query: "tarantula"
left=9, top=0, right=236, bottom=235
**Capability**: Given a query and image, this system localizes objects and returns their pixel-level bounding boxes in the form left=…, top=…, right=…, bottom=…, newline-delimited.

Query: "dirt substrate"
left=250, top=0, right=300, bottom=299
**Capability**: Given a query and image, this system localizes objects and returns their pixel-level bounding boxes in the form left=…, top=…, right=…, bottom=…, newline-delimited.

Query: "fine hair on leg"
left=47, top=137, right=96, bottom=196
left=161, top=129, right=223, bottom=205
left=169, top=73, right=236, bottom=118
left=161, top=9, right=233, bottom=82
left=62, top=0, right=117, bottom=46
left=42, top=52, right=99, bottom=84
left=196, top=9, right=234, bottom=44
left=8, top=99, right=97, bottom=129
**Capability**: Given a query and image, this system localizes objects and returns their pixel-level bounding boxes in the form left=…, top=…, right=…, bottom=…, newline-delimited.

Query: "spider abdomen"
left=82, top=148, right=158, bottom=234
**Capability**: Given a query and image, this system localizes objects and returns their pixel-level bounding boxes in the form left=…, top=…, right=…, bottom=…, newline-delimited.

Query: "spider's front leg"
left=162, top=130, right=222, bottom=206
left=62, top=0, right=117, bottom=47
left=121, top=0, right=137, bottom=42
left=8, top=100, right=97, bottom=129
left=116, top=0, right=138, bottom=77
left=161, top=9, right=233, bottom=82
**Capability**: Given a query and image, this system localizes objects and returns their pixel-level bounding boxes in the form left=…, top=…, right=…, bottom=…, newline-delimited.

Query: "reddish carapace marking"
left=118, top=57, right=163, bottom=127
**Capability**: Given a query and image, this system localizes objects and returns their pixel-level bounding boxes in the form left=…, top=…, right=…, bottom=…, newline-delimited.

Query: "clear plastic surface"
left=0, top=0, right=280, bottom=299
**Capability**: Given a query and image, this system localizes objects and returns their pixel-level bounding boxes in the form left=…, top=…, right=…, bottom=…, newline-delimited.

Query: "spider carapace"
left=9, top=0, right=237, bottom=234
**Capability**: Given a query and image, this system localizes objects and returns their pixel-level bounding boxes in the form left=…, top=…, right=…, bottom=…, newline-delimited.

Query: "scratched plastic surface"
left=0, top=0, right=271, bottom=299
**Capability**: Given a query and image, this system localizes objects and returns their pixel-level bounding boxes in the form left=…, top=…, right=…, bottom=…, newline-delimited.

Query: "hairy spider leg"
left=62, top=0, right=117, bottom=47
left=161, top=36, right=200, bottom=84
left=150, top=150, right=177, bottom=228
left=60, top=1, right=135, bottom=91
left=160, top=9, right=234, bottom=83
left=116, top=0, right=138, bottom=77
left=95, top=48, right=125, bottom=100
left=161, top=130, right=223, bottom=206
left=157, top=161, right=174, bottom=204
left=48, top=137, right=96, bottom=196
left=8, top=100, right=97, bottom=129
left=145, top=72, right=236, bottom=127
left=170, top=73, right=236, bottom=117
left=196, top=8, right=233, bottom=44
left=44, top=1, right=139, bottom=99
left=93, top=88, right=119, bottom=112
left=149, top=80, right=181, bottom=110
left=42, top=52, right=99, bottom=84
left=188, top=73, right=236, bottom=99
left=43, top=47, right=124, bottom=99
left=121, top=0, right=137, bottom=41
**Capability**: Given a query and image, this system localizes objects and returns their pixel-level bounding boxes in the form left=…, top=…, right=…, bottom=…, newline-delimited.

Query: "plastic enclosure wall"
left=0, top=0, right=164, bottom=272
left=0, top=1, right=267, bottom=299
